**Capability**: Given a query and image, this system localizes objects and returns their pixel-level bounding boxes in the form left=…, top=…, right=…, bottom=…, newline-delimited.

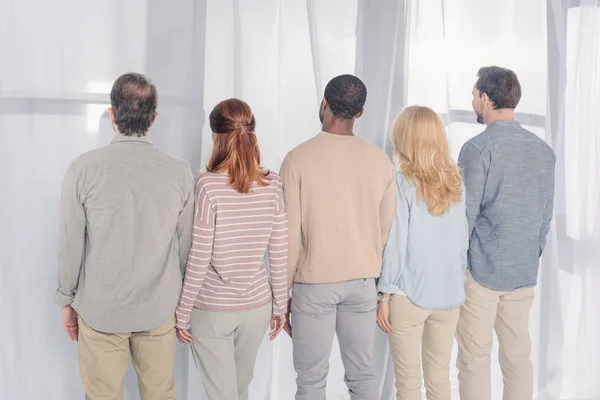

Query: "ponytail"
left=206, top=99, right=270, bottom=193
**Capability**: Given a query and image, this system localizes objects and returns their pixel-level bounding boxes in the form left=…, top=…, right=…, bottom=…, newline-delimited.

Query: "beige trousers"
left=189, top=303, right=271, bottom=400
left=456, top=271, right=534, bottom=400
left=78, top=317, right=176, bottom=400
left=388, top=295, right=460, bottom=400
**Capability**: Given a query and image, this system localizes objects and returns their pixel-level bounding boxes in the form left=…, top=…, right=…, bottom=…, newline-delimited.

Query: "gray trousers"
left=189, top=303, right=271, bottom=400
left=291, top=279, right=378, bottom=400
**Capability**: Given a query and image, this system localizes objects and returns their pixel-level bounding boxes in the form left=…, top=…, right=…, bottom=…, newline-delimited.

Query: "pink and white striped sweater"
left=175, top=171, right=288, bottom=329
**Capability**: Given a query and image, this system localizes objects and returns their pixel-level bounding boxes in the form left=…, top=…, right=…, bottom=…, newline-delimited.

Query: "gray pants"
left=292, top=279, right=378, bottom=400
left=189, top=303, right=271, bottom=400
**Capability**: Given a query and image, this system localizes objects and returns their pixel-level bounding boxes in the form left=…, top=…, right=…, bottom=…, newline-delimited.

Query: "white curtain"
left=1, top=0, right=598, bottom=399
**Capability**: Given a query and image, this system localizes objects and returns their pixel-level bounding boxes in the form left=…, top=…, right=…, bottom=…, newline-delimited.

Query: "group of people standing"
left=56, top=66, right=555, bottom=400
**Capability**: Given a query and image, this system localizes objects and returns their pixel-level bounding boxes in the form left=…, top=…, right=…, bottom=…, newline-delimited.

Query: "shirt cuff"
left=376, top=278, right=401, bottom=295
left=54, top=290, right=74, bottom=307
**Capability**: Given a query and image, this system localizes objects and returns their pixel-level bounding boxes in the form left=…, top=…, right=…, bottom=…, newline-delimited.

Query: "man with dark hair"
left=456, top=66, right=555, bottom=400
left=55, top=72, right=194, bottom=399
left=280, top=74, right=396, bottom=399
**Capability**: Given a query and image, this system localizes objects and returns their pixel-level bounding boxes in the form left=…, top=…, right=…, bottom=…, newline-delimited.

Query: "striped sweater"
left=175, top=171, right=288, bottom=329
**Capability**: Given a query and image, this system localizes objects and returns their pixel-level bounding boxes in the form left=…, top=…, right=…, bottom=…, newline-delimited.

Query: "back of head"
left=323, top=74, right=367, bottom=120
left=207, top=98, right=269, bottom=193
left=476, top=66, right=522, bottom=110
left=110, top=72, right=158, bottom=136
left=390, top=106, right=462, bottom=215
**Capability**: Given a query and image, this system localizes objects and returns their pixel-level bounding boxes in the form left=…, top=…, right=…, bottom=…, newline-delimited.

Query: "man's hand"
left=269, top=314, right=287, bottom=341
left=376, top=301, right=392, bottom=335
left=283, top=299, right=292, bottom=337
left=176, top=328, right=193, bottom=345
left=62, top=305, right=79, bottom=341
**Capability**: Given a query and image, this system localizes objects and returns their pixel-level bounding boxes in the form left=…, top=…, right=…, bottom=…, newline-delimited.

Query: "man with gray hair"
left=55, top=72, right=194, bottom=399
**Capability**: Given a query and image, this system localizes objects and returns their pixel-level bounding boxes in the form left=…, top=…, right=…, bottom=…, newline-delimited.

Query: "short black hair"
left=110, top=72, right=158, bottom=136
left=475, top=66, right=521, bottom=110
left=324, top=74, right=367, bottom=119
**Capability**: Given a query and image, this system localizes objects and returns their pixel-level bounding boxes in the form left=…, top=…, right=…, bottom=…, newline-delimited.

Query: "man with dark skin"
left=280, top=74, right=396, bottom=400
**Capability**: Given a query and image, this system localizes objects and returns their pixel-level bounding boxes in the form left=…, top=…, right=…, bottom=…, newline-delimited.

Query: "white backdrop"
left=1, top=0, right=599, bottom=399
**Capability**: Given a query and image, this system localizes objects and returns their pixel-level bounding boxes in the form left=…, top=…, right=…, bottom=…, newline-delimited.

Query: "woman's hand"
left=376, top=301, right=392, bottom=335
left=176, top=328, right=193, bottom=345
left=269, top=314, right=287, bottom=341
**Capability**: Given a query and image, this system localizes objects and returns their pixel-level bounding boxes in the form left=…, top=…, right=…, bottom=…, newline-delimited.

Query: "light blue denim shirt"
left=377, top=172, right=468, bottom=309
left=458, top=121, right=555, bottom=291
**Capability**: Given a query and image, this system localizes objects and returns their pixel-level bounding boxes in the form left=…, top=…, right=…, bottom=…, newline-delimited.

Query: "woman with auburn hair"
left=175, top=98, right=288, bottom=400
left=375, top=106, right=468, bottom=400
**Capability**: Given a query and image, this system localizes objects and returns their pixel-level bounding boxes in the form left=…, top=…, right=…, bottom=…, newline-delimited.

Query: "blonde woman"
left=376, top=106, right=468, bottom=400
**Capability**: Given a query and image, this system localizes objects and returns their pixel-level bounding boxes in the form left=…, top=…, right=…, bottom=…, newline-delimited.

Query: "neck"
left=485, top=109, right=515, bottom=125
left=322, top=118, right=355, bottom=136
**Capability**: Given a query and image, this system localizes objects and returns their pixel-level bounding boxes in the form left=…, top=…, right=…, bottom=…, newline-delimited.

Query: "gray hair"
left=110, top=72, right=158, bottom=136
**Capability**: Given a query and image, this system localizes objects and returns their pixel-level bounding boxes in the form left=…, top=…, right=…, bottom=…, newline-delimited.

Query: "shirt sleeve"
left=458, top=142, right=488, bottom=238
left=380, top=164, right=398, bottom=248
left=460, top=185, right=469, bottom=272
left=279, top=152, right=301, bottom=290
left=55, top=163, right=86, bottom=307
left=175, top=182, right=215, bottom=329
left=377, top=177, right=408, bottom=294
left=54, top=165, right=86, bottom=307
left=538, top=157, right=556, bottom=256
left=176, top=165, right=195, bottom=276
left=268, top=180, right=289, bottom=316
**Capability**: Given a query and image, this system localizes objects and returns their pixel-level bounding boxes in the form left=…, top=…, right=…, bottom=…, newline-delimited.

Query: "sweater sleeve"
left=380, top=164, right=398, bottom=248
left=175, top=182, right=215, bottom=329
left=279, top=152, right=301, bottom=289
left=268, top=179, right=289, bottom=315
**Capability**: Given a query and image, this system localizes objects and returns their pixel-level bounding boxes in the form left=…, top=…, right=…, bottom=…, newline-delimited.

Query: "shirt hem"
left=293, top=274, right=379, bottom=285
left=193, top=297, right=272, bottom=313
left=469, top=270, right=538, bottom=292
left=400, top=294, right=465, bottom=311
left=77, top=311, right=176, bottom=334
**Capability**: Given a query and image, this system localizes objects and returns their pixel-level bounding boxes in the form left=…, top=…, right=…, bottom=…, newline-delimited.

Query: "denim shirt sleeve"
left=458, top=141, right=488, bottom=238
left=377, top=175, right=410, bottom=294
left=538, top=157, right=556, bottom=256
left=460, top=184, right=469, bottom=272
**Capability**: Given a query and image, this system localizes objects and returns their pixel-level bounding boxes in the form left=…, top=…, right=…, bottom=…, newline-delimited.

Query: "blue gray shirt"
left=377, top=172, right=468, bottom=309
left=458, top=120, right=555, bottom=291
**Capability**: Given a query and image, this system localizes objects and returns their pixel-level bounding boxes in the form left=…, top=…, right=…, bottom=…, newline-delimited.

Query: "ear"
left=322, top=98, right=328, bottom=109
left=108, top=107, right=116, bottom=124
left=151, top=111, right=158, bottom=127
left=355, top=108, right=364, bottom=119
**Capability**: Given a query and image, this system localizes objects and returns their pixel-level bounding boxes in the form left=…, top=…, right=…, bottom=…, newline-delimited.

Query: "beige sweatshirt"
left=280, top=131, right=396, bottom=288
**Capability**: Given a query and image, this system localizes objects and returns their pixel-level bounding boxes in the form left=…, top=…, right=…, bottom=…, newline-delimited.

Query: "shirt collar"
left=488, top=120, right=521, bottom=128
left=110, top=134, right=154, bottom=146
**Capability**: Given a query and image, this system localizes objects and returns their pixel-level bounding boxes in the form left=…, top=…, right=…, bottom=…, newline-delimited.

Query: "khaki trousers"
left=78, top=317, right=176, bottom=400
left=189, top=303, right=271, bottom=400
left=456, top=271, right=534, bottom=400
left=388, top=295, right=460, bottom=400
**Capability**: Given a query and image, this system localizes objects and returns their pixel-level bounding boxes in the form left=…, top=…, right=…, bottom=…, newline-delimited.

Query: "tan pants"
left=189, top=303, right=271, bottom=400
left=388, top=295, right=460, bottom=400
left=78, top=317, right=176, bottom=400
left=456, top=271, right=534, bottom=400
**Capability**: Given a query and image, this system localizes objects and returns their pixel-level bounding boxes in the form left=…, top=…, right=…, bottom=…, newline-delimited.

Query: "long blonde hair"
left=390, top=106, right=462, bottom=215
